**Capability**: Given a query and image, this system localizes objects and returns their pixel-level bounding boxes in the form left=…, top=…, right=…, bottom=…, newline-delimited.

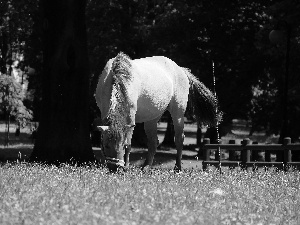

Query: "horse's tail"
left=183, top=67, right=222, bottom=127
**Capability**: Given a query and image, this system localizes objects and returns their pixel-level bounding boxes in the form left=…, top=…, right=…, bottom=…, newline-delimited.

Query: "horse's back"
left=132, top=56, right=188, bottom=90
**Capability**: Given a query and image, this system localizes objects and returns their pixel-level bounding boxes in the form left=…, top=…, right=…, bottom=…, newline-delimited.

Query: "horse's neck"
left=107, top=85, right=130, bottom=127
left=106, top=53, right=133, bottom=126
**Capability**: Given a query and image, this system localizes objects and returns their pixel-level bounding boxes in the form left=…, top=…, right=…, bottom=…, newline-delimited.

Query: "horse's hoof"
left=107, top=162, right=125, bottom=173
left=173, top=165, right=182, bottom=173
left=142, top=165, right=151, bottom=172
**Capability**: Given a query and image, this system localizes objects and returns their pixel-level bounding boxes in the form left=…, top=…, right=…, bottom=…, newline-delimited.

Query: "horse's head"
left=98, top=124, right=134, bottom=171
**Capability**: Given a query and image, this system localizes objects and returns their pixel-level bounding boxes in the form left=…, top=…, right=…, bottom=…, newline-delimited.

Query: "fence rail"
left=202, top=137, right=300, bottom=170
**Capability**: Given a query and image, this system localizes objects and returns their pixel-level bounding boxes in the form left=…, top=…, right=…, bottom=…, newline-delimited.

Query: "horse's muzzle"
left=106, top=157, right=125, bottom=172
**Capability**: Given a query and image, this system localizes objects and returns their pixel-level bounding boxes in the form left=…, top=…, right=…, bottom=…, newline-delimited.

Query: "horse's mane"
left=106, top=52, right=132, bottom=135
left=111, top=52, right=132, bottom=100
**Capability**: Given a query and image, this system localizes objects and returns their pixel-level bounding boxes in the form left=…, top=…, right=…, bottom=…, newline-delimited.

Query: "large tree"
left=30, top=0, right=95, bottom=164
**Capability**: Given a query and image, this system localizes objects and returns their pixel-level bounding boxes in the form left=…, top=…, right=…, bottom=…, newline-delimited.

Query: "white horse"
left=96, top=52, right=220, bottom=171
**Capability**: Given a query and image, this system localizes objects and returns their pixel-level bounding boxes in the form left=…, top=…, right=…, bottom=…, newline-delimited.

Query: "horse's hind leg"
left=170, top=110, right=185, bottom=171
left=143, top=118, right=159, bottom=168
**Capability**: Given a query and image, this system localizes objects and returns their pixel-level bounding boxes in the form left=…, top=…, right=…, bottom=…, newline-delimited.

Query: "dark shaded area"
left=0, top=147, right=199, bottom=169
left=131, top=123, right=147, bottom=147
left=159, top=111, right=175, bottom=148
left=0, top=147, right=32, bottom=162
left=127, top=149, right=198, bottom=167
left=0, top=131, right=32, bottom=146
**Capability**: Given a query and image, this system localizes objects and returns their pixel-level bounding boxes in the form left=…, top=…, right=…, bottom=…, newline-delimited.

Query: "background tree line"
left=0, top=0, right=299, bottom=152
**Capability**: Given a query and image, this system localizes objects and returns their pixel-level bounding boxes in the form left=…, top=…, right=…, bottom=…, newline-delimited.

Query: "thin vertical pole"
left=212, top=61, right=221, bottom=172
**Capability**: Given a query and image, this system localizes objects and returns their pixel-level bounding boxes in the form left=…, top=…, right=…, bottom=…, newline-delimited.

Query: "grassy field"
left=0, top=163, right=300, bottom=224
left=2, top=120, right=299, bottom=224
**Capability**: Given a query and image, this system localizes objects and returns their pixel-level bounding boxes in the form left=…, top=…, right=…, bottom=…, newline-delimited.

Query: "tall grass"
left=1, top=163, right=300, bottom=224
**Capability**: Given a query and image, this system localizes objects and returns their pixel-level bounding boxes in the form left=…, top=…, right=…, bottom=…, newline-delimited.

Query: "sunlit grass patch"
left=0, top=163, right=300, bottom=224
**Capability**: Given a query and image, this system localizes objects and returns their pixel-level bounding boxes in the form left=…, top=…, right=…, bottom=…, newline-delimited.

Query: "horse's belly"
left=135, top=88, right=171, bottom=123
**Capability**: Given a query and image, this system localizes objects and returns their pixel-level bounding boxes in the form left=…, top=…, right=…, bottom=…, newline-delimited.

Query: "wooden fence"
left=202, top=137, right=300, bottom=170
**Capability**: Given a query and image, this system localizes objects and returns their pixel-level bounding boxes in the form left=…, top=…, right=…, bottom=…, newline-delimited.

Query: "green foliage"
left=248, top=73, right=280, bottom=134
left=0, top=75, right=32, bottom=127
left=0, top=0, right=40, bottom=119
left=256, top=0, right=300, bottom=139
left=0, top=163, right=300, bottom=224
left=0, top=0, right=36, bottom=67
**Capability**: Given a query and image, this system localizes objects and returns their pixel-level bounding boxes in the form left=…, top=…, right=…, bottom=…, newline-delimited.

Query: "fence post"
left=229, top=139, right=236, bottom=161
left=252, top=141, right=259, bottom=161
left=284, top=137, right=292, bottom=171
left=252, top=141, right=258, bottom=171
left=241, top=138, right=251, bottom=169
left=203, top=138, right=210, bottom=171
left=265, top=146, right=271, bottom=162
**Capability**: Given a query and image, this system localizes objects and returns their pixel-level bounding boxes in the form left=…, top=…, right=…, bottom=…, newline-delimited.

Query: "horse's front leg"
left=124, top=107, right=136, bottom=167
left=124, top=125, right=135, bottom=167
left=143, top=119, right=159, bottom=168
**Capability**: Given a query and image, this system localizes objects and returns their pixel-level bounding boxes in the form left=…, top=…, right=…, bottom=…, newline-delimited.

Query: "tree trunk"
left=30, top=0, right=95, bottom=164
left=0, top=31, right=9, bottom=74
left=5, top=113, right=10, bottom=146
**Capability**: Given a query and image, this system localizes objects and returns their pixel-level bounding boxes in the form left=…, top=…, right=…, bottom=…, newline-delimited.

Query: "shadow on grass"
left=1, top=146, right=199, bottom=170
left=129, top=149, right=199, bottom=167
left=0, top=130, right=34, bottom=162
left=93, top=147, right=199, bottom=168
left=0, top=131, right=33, bottom=145
left=0, top=146, right=33, bottom=162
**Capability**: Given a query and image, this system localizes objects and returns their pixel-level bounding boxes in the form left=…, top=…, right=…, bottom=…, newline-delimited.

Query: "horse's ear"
left=97, top=126, right=109, bottom=132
